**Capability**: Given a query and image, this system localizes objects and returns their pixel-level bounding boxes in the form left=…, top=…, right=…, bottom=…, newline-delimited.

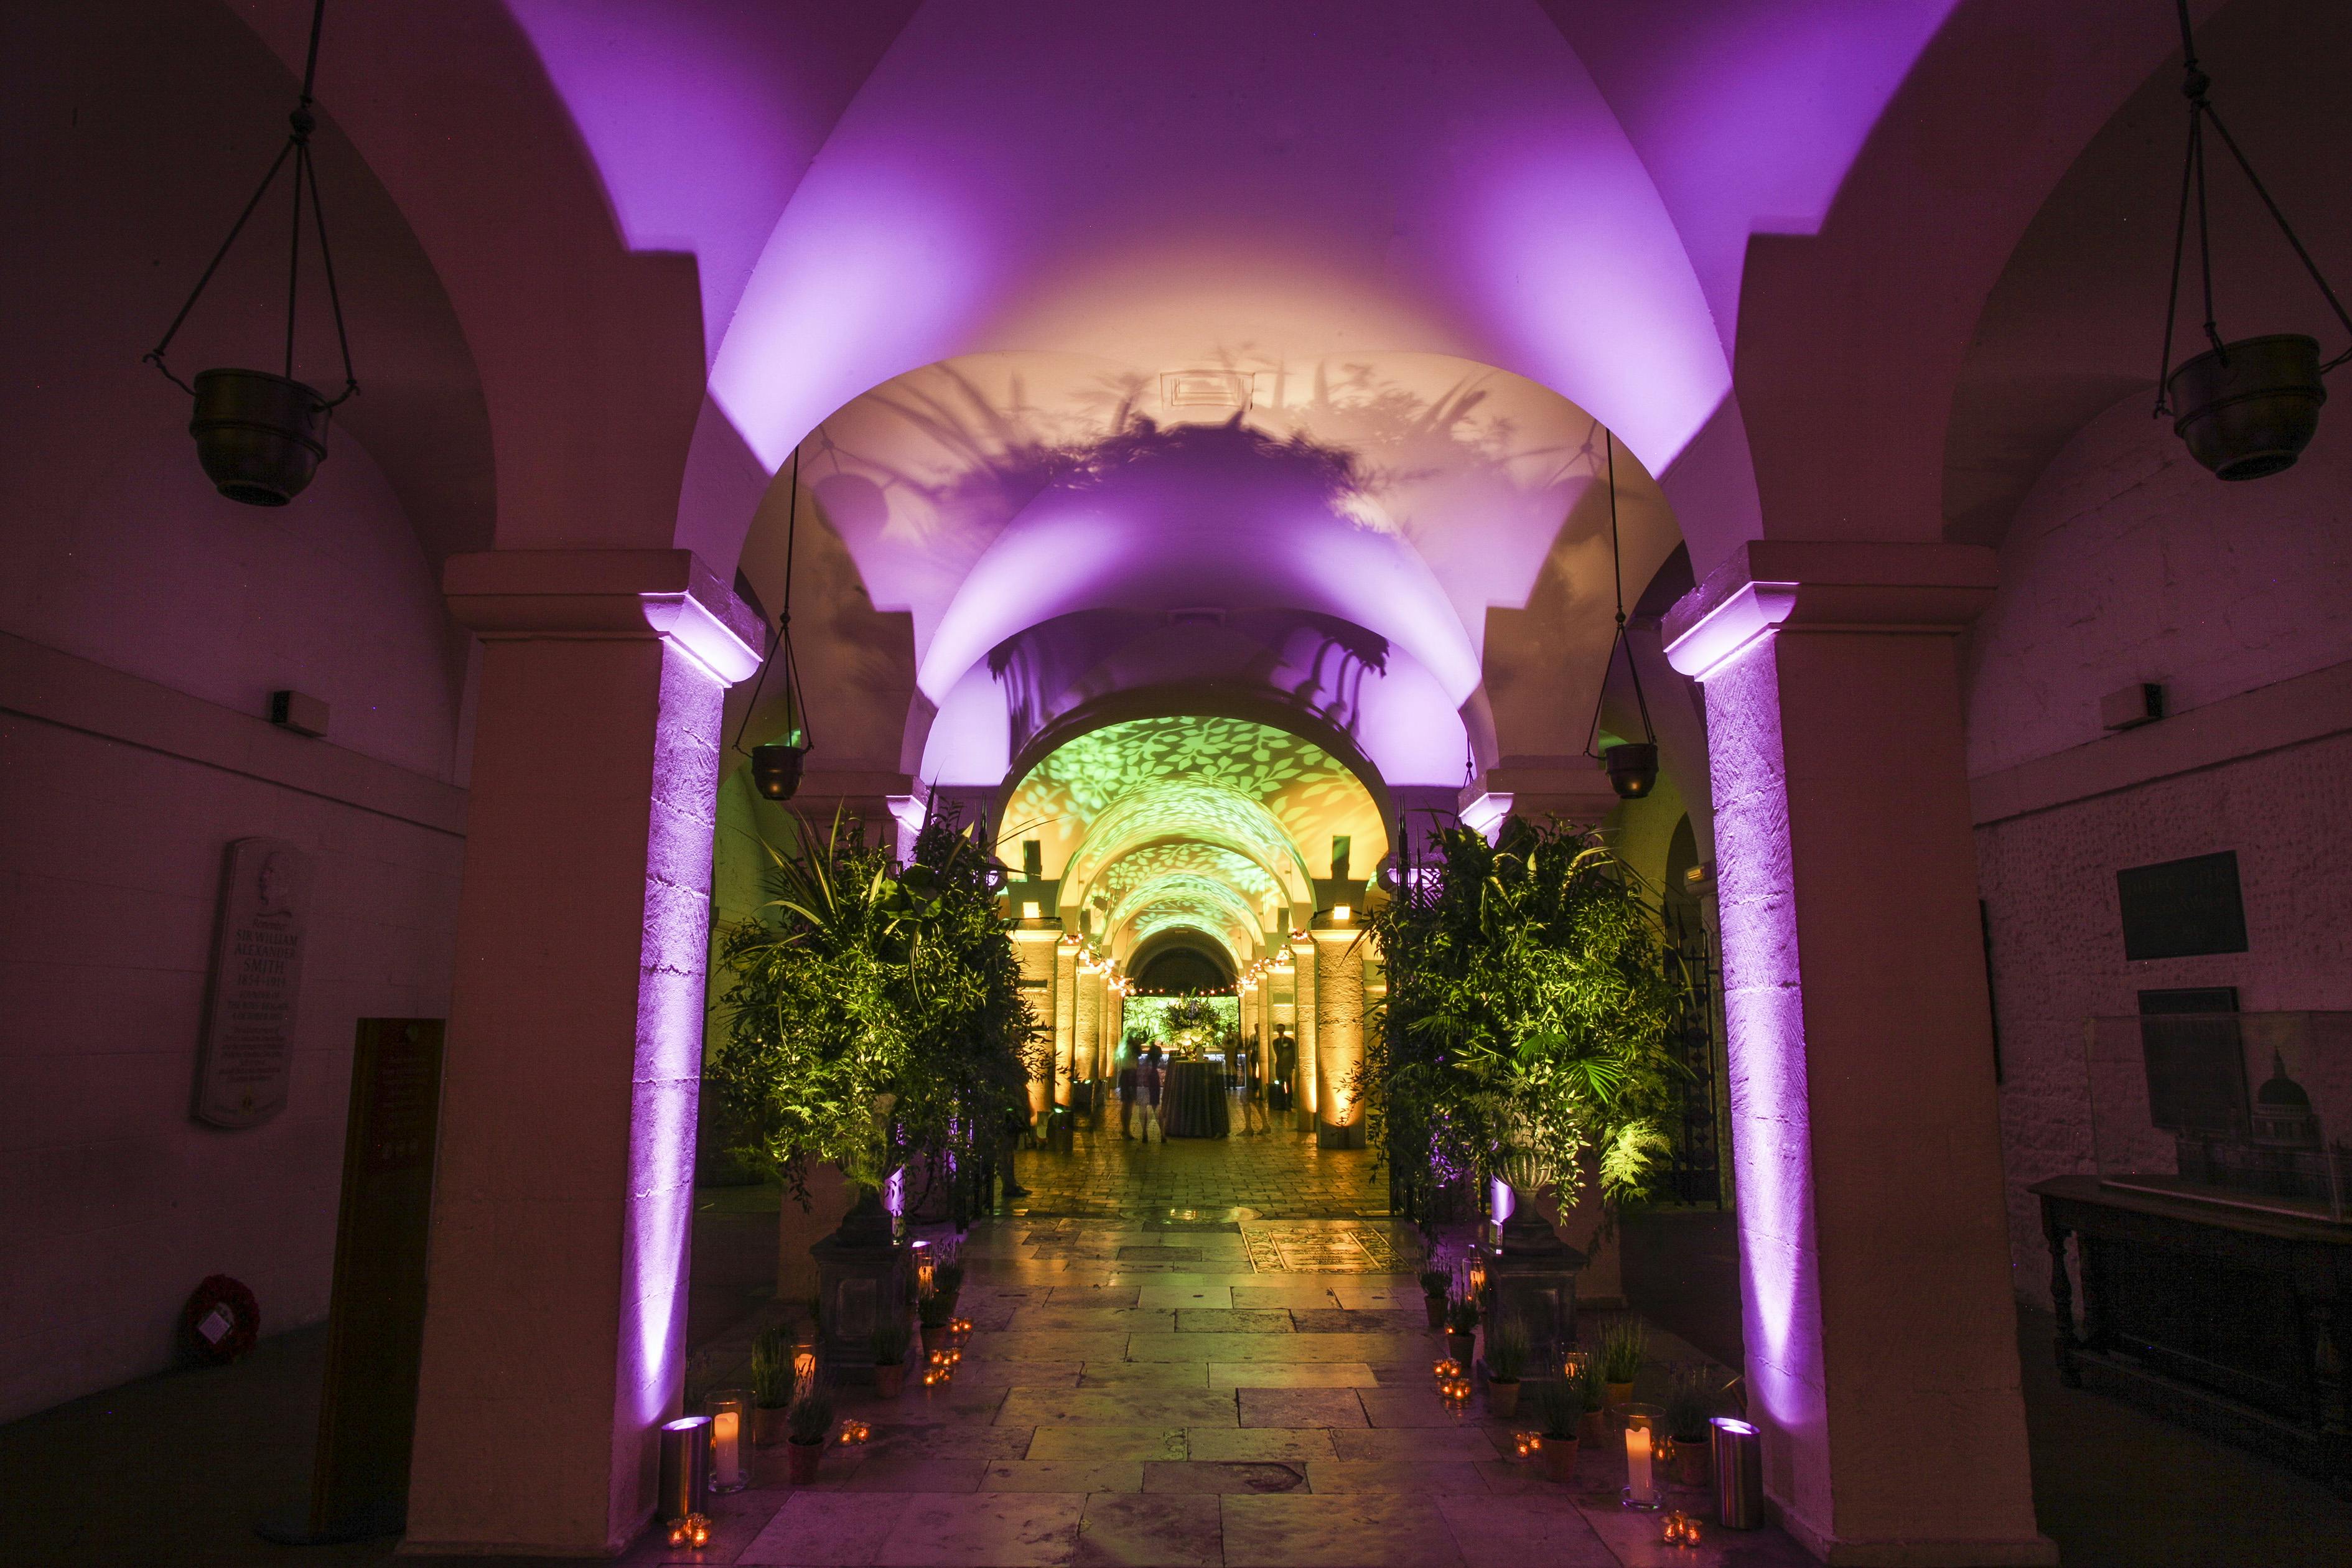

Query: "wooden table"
left=2033, top=1175, right=2352, bottom=1491
left=1160, top=1060, right=1229, bottom=1139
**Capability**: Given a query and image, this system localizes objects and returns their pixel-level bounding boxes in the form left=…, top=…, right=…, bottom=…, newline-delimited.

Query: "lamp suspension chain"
left=1581, top=427, right=1656, bottom=797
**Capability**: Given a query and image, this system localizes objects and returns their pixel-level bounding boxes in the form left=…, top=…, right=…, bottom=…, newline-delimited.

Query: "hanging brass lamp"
left=737, top=451, right=813, bottom=800
left=145, top=0, right=359, bottom=505
left=1582, top=429, right=1659, bottom=801
left=2152, top=0, right=2348, bottom=480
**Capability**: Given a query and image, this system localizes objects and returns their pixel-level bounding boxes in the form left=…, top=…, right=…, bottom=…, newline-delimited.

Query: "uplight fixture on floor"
left=1580, top=429, right=1659, bottom=800
left=735, top=449, right=813, bottom=800
left=2150, top=0, right=2350, bottom=478
left=144, top=0, right=360, bottom=505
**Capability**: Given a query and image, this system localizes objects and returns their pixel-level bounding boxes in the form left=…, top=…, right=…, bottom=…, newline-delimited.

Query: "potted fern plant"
left=1483, top=1315, right=1529, bottom=1419
left=784, top=1386, right=833, bottom=1485
left=1531, top=1377, right=1581, bottom=1482
left=750, top=1324, right=795, bottom=1445
left=870, top=1318, right=912, bottom=1398
left=1444, top=1297, right=1479, bottom=1365
left=1418, top=1268, right=1451, bottom=1330
left=1599, top=1318, right=1647, bottom=1409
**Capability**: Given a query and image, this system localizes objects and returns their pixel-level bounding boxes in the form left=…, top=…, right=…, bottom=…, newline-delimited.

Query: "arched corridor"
left=14, top=3, right=2352, bottom=1564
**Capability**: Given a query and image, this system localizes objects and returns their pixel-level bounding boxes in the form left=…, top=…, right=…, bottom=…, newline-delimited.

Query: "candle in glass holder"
left=705, top=1389, right=748, bottom=1492
left=1620, top=1404, right=1662, bottom=1508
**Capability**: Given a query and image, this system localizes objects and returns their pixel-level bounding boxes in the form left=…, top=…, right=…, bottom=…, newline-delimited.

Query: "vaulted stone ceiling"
left=1002, top=714, right=1383, bottom=965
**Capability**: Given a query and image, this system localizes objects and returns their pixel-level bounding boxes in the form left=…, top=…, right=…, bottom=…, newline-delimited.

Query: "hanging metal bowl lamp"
left=1582, top=429, right=1660, bottom=801
left=737, top=451, right=813, bottom=801
left=144, top=0, right=359, bottom=506
left=2152, top=0, right=2348, bottom=480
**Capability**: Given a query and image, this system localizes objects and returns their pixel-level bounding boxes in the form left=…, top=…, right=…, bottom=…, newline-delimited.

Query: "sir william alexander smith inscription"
left=192, top=838, right=310, bottom=1128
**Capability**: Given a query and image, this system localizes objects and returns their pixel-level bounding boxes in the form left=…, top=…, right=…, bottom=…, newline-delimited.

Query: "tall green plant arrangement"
left=1359, top=816, right=1679, bottom=1230
left=707, top=810, right=1041, bottom=1204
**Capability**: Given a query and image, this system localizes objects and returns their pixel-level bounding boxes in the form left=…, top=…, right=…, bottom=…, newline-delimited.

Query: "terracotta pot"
left=1604, top=1380, right=1635, bottom=1411
left=874, top=1362, right=906, bottom=1398
left=786, top=1440, right=822, bottom=1484
left=922, top=1323, right=949, bottom=1358
left=1578, top=1410, right=1607, bottom=1446
left=1672, top=1435, right=1710, bottom=1487
left=1539, top=1435, right=1579, bottom=1483
left=1424, top=1295, right=1447, bottom=1330
left=1446, top=1332, right=1476, bottom=1364
left=1487, top=1380, right=1520, bottom=1419
left=753, top=1404, right=790, bottom=1447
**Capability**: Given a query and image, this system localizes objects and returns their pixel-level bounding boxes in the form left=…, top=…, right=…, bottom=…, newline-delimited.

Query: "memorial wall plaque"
left=192, top=837, right=310, bottom=1127
left=2117, top=850, right=2247, bottom=961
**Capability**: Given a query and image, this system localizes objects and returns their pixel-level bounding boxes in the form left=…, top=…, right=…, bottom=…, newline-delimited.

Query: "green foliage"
left=1598, top=1317, right=1649, bottom=1383
left=1358, top=818, right=1681, bottom=1226
left=918, top=1290, right=953, bottom=1328
left=751, top=1325, right=794, bottom=1409
left=1531, top=1376, right=1582, bottom=1439
left=707, top=809, right=1044, bottom=1203
left=785, top=1386, right=834, bottom=1445
left=870, top=1317, right=912, bottom=1365
left=1417, top=1268, right=1451, bottom=1298
left=1445, top=1296, right=1480, bottom=1333
left=1576, top=1355, right=1607, bottom=1412
left=1484, top=1315, right=1529, bottom=1383
left=1663, top=1362, right=1719, bottom=1441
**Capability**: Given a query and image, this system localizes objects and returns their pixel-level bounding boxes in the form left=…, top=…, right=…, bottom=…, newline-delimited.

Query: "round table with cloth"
left=1160, top=1060, right=1231, bottom=1138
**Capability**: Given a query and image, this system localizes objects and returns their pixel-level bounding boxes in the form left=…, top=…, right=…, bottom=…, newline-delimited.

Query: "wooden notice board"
left=297, top=1019, right=445, bottom=1541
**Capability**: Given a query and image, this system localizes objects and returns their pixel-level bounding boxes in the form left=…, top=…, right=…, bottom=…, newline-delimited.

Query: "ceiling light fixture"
left=2152, top=0, right=2349, bottom=479
left=735, top=449, right=813, bottom=800
left=145, top=0, right=359, bottom=505
left=1582, top=429, right=1659, bottom=800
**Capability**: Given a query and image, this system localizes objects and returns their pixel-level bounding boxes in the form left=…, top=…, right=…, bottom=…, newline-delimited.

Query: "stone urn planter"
left=2167, top=333, right=2326, bottom=480
left=786, top=1439, right=823, bottom=1485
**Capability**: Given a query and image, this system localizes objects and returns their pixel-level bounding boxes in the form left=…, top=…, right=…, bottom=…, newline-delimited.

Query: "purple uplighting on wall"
left=1692, top=633, right=1824, bottom=1513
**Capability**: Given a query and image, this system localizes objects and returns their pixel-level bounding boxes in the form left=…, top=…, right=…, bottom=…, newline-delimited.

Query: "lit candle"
left=1626, top=1422, right=1652, bottom=1496
left=711, top=1409, right=740, bottom=1489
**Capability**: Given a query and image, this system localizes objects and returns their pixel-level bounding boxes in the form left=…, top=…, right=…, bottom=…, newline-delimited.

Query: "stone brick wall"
left=1966, top=395, right=2352, bottom=1305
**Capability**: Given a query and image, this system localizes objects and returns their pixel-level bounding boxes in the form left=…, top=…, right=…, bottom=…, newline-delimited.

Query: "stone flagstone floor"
left=658, top=1124, right=1806, bottom=1568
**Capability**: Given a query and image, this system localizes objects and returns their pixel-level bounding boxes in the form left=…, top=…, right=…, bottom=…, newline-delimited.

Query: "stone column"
left=406, top=550, right=758, bottom=1556
left=1012, top=929, right=1058, bottom=1120
left=1052, top=937, right=1079, bottom=1108
left=1312, top=928, right=1366, bottom=1148
left=1073, top=959, right=1103, bottom=1113
left=1663, top=541, right=2050, bottom=1566
left=1288, top=932, right=1317, bottom=1132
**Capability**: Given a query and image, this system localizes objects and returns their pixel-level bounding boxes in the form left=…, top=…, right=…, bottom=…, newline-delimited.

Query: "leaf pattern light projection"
left=1004, top=716, right=1386, bottom=963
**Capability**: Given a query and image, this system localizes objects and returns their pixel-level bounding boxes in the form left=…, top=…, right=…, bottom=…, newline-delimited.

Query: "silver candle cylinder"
left=658, top=1414, right=713, bottom=1522
left=1710, top=1416, right=1764, bottom=1529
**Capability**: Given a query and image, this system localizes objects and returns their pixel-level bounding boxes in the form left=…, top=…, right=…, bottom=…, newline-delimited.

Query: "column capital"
left=444, top=548, right=763, bottom=686
left=1663, top=541, right=1998, bottom=683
